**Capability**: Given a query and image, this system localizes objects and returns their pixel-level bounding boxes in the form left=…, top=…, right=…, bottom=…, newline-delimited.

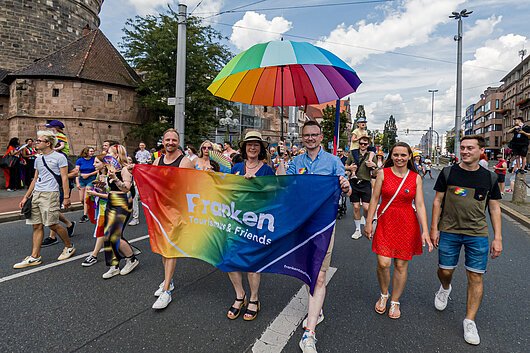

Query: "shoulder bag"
left=372, top=169, right=410, bottom=233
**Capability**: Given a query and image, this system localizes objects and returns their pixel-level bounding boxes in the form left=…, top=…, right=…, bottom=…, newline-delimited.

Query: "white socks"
left=354, top=219, right=361, bottom=231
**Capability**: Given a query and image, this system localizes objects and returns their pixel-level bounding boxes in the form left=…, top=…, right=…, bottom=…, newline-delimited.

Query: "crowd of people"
left=4, top=114, right=515, bottom=353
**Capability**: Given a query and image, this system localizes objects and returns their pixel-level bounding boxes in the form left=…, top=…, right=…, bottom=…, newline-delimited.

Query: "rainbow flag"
left=133, top=165, right=341, bottom=293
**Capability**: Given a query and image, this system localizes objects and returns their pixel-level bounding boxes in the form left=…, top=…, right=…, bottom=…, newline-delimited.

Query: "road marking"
left=0, top=235, right=150, bottom=284
left=251, top=267, right=337, bottom=353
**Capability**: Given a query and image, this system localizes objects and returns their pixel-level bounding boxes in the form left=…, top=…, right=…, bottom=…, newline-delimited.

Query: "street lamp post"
left=429, top=89, right=438, bottom=159
left=450, top=9, right=472, bottom=157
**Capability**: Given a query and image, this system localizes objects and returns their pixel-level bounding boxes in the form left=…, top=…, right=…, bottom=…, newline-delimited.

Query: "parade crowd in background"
left=1, top=115, right=528, bottom=353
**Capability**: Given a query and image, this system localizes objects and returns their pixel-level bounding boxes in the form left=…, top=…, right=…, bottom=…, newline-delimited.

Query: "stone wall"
left=5, top=78, right=145, bottom=154
left=0, top=0, right=103, bottom=72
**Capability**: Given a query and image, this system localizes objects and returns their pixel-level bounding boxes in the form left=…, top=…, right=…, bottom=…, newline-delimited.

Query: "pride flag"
left=133, top=165, right=341, bottom=293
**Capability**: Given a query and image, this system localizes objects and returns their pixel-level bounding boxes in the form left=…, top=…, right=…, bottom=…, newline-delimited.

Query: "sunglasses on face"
left=35, top=139, right=47, bottom=143
left=202, top=146, right=213, bottom=150
left=359, top=142, right=369, bottom=146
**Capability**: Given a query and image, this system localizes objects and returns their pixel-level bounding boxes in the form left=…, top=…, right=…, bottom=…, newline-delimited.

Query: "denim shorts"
left=78, top=175, right=96, bottom=188
left=438, top=231, right=489, bottom=273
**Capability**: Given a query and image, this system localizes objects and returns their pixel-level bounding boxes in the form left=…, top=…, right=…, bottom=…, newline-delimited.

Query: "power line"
left=189, top=1, right=204, bottom=15
left=201, top=18, right=509, bottom=74
left=194, top=0, right=394, bottom=15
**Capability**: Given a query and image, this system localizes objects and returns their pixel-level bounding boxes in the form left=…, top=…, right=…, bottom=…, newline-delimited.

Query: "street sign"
left=167, top=97, right=176, bottom=106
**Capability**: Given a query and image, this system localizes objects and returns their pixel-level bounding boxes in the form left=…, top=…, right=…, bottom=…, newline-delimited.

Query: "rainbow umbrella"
left=207, top=40, right=362, bottom=139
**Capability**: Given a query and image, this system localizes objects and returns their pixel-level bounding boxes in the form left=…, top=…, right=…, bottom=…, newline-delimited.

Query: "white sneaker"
left=302, top=309, right=324, bottom=328
left=152, top=291, right=172, bottom=310
left=57, top=245, right=76, bottom=261
left=102, top=266, right=121, bottom=279
left=463, top=319, right=480, bottom=345
left=351, top=229, right=362, bottom=239
left=128, top=219, right=139, bottom=226
left=434, top=284, right=452, bottom=311
left=299, top=330, right=317, bottom=353
left=13, top=256, right=42, bottom=269
left=120, top=258, right=139, bottom=275
left=154, top=280, right=175, bottom=297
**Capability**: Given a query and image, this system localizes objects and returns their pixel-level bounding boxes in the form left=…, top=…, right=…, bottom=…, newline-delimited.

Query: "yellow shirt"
left=349, top=128, right=368, bottom=150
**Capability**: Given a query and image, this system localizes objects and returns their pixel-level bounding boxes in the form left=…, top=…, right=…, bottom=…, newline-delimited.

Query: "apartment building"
left=472, top=87, right=504, bottom=158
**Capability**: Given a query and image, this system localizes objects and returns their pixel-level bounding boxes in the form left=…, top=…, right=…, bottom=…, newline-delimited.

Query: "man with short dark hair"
left=430, top=135, right=502, bottom=346
left=337, top=148, right=347, bottom=165
left=277, top=120, right=350, bottom=353
left=346, top=135, right=376, bottom=239
left=507, top=117, right=529, bottom=173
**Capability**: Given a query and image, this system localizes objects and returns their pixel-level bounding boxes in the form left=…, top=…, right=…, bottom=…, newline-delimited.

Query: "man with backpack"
left=430, top=135, right=502, bottom=346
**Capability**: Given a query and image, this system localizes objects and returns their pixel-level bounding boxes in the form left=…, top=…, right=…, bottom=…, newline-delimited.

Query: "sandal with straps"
left=243, top=300, right=261, bottom=321
left=375, top=293, right=390, bottom=314
left=388, top=301, right=401, bottom=319
left=227, top=294, right=247, bottom=320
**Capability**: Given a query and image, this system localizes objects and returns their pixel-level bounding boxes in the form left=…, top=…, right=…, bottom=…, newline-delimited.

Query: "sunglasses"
left=359, top=142, right=369, bottom=146
left=202, top=146, right=213, bottom=150
left=35, top=139, right=47, bottom=143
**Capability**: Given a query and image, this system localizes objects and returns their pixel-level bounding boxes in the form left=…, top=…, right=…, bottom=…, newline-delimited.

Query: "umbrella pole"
left=280, top=65, right=284, bottom=142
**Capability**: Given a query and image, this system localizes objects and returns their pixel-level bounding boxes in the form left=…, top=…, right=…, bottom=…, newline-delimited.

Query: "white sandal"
left=388, top=301, right=401, bottom=319
left=375, top=292, right=390, bottom=314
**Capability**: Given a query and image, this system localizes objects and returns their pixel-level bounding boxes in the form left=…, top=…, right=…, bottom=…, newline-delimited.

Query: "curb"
left=500, top=202, right=530, bottom=229
left=0, top=202, right=83, bottom=223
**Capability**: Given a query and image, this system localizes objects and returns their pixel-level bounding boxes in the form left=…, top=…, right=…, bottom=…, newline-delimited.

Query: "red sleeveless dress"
left=372, top=168, right=422, bottom=260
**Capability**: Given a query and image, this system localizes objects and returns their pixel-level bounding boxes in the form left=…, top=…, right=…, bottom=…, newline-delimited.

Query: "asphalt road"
left=1, top=170, right=528, bottom=353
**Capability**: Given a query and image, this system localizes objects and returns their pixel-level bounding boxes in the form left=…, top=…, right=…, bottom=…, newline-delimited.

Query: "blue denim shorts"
left=438, top=232, right=489, bottom=273
left=78, top=175, right=96, bottom=188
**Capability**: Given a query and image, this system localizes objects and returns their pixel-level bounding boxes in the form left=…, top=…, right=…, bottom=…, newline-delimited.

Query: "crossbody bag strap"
left=378, top=169, right=410, bottom=218
left=41, top=156, right=62, bottom=186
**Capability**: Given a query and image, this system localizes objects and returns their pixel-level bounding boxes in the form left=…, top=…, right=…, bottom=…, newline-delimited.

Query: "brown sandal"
left=243, top=300, right=260, bottom=321
left=375, top=293, right=389, bottom=314
left=227, top=295, right=247, bottom=320
left=388, top=301, right=401, bottom=319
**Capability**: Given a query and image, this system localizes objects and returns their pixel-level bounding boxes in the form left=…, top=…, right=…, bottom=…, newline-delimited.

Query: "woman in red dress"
left=365, top=142, right=433, bottom=319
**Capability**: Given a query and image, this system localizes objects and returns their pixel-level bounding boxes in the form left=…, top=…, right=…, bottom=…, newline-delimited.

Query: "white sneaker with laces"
left=299, top=330, right=317, bottom=353
left=351, top=229, right=362, bottom=239
left=57, top=245, right=76, bottom=261
left=120, top=258, right=139, bottom=275
left=434, top=284, right=452, bottom=311
left=463, top=319, right=480, bottom=345
left=13, top=256, right=42, bottom=269
left=302, top=310, right=324, bottom=328
left=128, top=219, right=139, bottom=226
left=102, top=266, right=121, bottom=279
left=154, top=280, right=175, bottom=297
left=152, top=291, right=172, bottom=310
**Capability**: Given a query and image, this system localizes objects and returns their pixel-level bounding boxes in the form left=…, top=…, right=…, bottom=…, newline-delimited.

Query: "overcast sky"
left=100, top=0, right=529, bottom=146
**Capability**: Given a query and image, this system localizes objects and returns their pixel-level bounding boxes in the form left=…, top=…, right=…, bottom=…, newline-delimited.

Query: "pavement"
left=0, top=169, right=528, bottom=353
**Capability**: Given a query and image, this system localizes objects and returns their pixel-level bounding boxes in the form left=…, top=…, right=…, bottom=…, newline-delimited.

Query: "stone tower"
left=0, top=0, right=104, bottom=71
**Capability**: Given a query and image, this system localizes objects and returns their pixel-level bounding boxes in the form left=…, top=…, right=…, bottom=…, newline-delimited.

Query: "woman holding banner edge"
left=227, top=131, right=274, bottom=321
left=364, top=142, right=433, bottom=319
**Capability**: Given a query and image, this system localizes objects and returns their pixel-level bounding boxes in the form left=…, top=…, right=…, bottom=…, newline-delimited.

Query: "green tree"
left=382, top=115, right=398, bottom=152
left=372, top=129, right=384, bottom=146
left=446, top=134, right=455, bottom=154
left=121, top=9, right=233, bottom=146
left=321, top=105, right=349, bottom=150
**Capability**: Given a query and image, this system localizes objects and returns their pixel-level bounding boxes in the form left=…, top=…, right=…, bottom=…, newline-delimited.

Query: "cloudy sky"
left=100, top=0, right=529, bottom=146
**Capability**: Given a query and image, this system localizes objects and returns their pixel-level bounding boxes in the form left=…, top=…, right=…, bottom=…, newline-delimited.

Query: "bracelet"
left=64, top=197, right=70, bottom=199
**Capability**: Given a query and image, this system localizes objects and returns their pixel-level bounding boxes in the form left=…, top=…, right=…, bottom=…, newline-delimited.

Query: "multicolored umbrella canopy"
left=207, top=40, right=362, bottom=107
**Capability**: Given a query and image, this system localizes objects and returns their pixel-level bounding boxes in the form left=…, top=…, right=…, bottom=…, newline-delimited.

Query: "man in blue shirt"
left=277, top=121, right=350, bottom=353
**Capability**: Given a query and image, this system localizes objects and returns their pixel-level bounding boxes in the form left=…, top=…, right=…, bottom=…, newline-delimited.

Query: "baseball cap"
left=45, top=120, right=65, bottom=129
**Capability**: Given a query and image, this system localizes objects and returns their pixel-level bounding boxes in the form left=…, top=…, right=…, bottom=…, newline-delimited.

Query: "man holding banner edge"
left=277, top=120, right=351, bottom=353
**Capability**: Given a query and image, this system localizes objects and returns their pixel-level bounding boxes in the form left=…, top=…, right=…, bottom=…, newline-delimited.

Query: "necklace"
left=246, top=160, right=260, bottom=169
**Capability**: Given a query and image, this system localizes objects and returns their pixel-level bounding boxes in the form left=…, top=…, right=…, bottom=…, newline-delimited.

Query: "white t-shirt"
left=424, top=158, right=432, bottom=170
left=135, top=149, right=151, bottom=164
left=34, top=152, right=68, bottom=192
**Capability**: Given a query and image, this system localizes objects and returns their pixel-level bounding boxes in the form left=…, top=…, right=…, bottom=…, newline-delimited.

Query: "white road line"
left=0, top=235, right=150, bottom=284
left=251, top=267, right=337, bottom=353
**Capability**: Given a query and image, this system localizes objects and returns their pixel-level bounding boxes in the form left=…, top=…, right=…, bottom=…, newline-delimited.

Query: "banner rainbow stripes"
left=133, top=165, right=341, bottom=293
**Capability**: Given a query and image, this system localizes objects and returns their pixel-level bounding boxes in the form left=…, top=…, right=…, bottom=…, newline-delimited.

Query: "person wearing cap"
left=45, top=120, right=70, bottom=156
left=350, top=117, right=369, bottom=151
left=226, top=131, right=274, bottom=322
left=276, top=121, right=350, bottom=353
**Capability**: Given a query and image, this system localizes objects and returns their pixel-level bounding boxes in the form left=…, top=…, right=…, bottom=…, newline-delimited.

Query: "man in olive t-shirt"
left=430, top=135, right=502, bottom=346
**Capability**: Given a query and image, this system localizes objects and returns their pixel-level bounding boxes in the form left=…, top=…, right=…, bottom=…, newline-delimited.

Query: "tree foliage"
left=321, top=104, right=349, bottom=150
left=382, top=115, right=398, bottom=152
left=120, top=9, right=233, bottom=146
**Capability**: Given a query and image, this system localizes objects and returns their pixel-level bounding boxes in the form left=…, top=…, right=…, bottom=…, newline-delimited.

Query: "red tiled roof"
left=5, top=29, right=141, bottom=88
left=304, top=100, right=350, bottom=120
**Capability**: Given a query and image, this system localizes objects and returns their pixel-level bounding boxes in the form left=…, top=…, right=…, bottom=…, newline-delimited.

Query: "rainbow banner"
left=133, top=165, right=341, bottom=293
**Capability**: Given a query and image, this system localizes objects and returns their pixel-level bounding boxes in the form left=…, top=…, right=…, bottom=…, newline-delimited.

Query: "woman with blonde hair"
left=195, top=140, right=215, bottom=171
left=101, top=144, right=139, bottom=279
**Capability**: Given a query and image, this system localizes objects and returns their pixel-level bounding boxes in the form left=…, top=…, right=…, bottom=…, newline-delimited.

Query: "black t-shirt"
left=434, top=164, right=501, bottom=236
left=511, top=124, right=530, bottom=145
